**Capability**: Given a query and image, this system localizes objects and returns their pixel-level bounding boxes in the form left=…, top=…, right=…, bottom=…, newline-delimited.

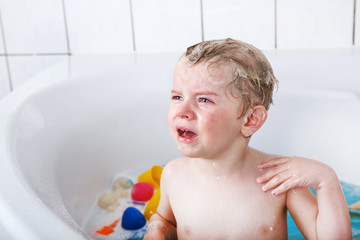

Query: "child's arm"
left=257, top=157, right=351, bottom=239
left=144, top=212, right=177, bottom=240
left=144, top=163, right=177, bottom=240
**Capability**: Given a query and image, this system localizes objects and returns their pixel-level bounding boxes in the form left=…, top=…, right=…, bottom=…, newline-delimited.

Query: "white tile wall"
left=277, top=0, right=354, bottom=49
left=0, top=57, right=10, bottom=99
left=356, top=0, right=360, bottom=47
left=1, top=0, right=68, bottom=54
left=8, top=56, right=67, bottom=89
left=202, top=0, right=275, bottom=50
left=0, top=0, right=358, bottom=102
left=0, top=44, right=4, bottom=56
left=64, top=0, right=133, bottom=53
left=132, top=0, right=202, bottom=52
left=0, top=20, right=4, bottom=54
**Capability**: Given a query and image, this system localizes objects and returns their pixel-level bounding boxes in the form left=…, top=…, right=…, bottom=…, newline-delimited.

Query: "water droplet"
left=213, top=161, right=217, bottom=168
left=201, top=175, right=207, bottom=185
left=219, top=200, right=224, bottom=211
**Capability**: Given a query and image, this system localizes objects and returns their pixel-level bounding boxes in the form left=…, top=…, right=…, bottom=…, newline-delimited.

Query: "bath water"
left=83, top=167, right=360, bottom=239
left=288, top=181, right=360, bottom=239
left=83, top=171, right=149, bottom=240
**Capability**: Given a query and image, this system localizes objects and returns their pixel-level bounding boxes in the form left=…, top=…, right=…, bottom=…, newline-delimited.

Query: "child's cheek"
left=167, top=106, right=177, bottom=134
left=200, top=112, right=218, bottom=131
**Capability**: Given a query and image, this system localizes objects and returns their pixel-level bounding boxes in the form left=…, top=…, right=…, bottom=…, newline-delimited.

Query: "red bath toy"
left=131, top=182, right=154, bottom=202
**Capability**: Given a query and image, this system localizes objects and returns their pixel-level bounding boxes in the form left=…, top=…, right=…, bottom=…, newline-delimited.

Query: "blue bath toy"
left=121, top=207, right=146, bottom=230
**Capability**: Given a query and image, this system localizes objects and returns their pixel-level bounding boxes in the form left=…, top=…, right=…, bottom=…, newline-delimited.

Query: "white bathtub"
left=0, top=50, right=359, bottom=239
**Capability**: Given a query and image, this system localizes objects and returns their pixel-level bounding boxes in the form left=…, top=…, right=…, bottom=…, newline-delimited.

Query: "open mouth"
left=176, top=127, right=198, bottom=142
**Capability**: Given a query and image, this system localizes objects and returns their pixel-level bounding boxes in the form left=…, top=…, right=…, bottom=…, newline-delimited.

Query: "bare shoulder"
left=161, top=158, right=191, bottom=179
left=163, top=157, right=190, bottom=170
left=248, top=147, right=282, bottom=163
left=164, top=157, right=189, bottom=168
left=160, top=158, right=191, bottom=196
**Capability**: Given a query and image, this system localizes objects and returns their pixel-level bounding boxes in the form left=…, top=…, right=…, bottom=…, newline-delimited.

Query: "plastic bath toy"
left=97, top=192, right=120, bottom=212
left=144, top=189, right=160, bottom=221
left=138, top=165, right=163, bottom=189
left=131, top=182, right=154, bottom=202
left=113, top=177, right=134, bottom=190
left=121, top=207, right=146, bottom=230
left=114, top=187, right=129, bottom=198
left=95, top=219, right=120, bottom=236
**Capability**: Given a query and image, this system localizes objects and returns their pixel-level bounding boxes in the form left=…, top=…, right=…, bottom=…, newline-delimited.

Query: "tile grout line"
left=274, top=0, right=278, bottom=49
left=353, top=0, right=357, bottom=45
left=0, top=53, right=71, bottom=56
left=129, top=0, right=136, bottom=51
left=0, top=7, right=13, bottom=91
left=61, top=0, right=72, bottom=55
left=200, top=0, right=204, bottom=41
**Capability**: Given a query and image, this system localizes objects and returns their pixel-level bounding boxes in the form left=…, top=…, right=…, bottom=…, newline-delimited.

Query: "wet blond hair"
left=184, top=38, right=278, bottom=117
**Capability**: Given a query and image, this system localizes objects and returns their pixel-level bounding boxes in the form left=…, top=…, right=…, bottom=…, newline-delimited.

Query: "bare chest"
left=168, top=174, right=287, bottom=239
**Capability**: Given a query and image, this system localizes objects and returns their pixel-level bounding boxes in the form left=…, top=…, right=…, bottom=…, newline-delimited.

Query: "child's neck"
left=195, top=141, right=253, bottom=176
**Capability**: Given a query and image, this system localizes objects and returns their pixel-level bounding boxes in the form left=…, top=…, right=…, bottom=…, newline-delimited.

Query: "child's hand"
left=256, top=157, right=335, bottom=196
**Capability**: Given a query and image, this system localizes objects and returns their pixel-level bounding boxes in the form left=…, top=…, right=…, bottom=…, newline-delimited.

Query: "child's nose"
left=177, top=101, right=195, bottom=120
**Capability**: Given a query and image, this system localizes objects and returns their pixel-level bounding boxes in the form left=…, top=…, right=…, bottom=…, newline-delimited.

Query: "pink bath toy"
left=131, top=182, right=154, bottom=202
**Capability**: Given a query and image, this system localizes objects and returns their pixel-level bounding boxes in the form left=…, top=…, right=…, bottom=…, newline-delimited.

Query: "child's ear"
left=240, top=105, right=268, bottom=138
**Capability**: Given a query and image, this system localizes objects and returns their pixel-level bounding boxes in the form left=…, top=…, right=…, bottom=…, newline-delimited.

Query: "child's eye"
left=171, top=95, right=182, bottom=100
left=198, top=98, right=213, bottom=103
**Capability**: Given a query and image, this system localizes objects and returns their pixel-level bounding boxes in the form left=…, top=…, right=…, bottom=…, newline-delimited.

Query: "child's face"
left=168, top=59, right=245, bottom=159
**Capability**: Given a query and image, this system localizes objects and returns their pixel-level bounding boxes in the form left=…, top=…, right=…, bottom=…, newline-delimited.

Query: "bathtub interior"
left=6, top=59, right=180, bottom=233
left=1, top=52, right=360, bottom=238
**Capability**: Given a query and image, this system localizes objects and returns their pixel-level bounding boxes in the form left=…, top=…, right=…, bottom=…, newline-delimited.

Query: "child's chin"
left=177, top=146, right=201, bottom=158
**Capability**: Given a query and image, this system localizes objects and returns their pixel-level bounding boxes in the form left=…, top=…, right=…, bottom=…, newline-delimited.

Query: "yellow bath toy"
left=144, top=189, right=160, bottom=221
left=138, top=165, right=163, bottom=189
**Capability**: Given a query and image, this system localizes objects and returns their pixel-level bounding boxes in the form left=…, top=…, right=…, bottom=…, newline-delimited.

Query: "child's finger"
left=271, top=177, right=298, bottom=196
left=260, top=171, right=293, bottom=192
left=257, top=157, right=289, bottom=169
left=256, top=164, right=290, bottom=184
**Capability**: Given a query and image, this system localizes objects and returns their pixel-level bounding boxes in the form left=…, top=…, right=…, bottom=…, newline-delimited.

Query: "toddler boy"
left=144, top=38, right=351, bottom=239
